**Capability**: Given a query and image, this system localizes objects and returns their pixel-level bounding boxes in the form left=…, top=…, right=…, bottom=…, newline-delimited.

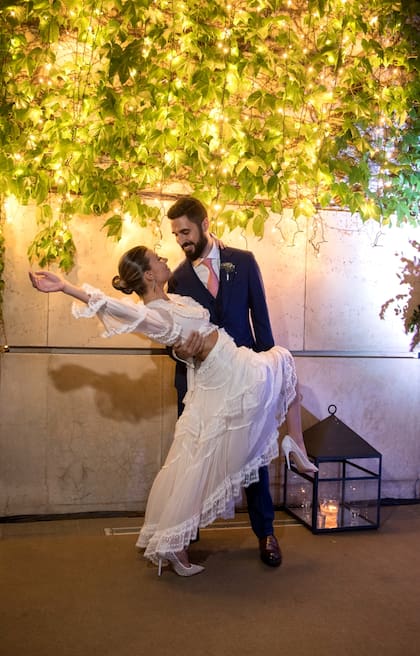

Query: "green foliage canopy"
left=0, top=0, right=418, bottom=276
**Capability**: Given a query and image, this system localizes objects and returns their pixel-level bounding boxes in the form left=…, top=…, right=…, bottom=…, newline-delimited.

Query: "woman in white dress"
left=30, top=245, right=317, bottom=577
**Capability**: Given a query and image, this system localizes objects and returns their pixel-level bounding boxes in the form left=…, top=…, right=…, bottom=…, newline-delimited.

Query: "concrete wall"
left=1, top=198, right=419, bottom=517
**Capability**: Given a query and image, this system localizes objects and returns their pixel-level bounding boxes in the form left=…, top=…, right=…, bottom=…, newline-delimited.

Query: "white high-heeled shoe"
left=281, top=435, right=318, bottom=473
left=158, top=553, right=204, bottom=577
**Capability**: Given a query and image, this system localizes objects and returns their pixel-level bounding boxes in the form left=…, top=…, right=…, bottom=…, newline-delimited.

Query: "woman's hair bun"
left=112, top=275, right=133, bottom=295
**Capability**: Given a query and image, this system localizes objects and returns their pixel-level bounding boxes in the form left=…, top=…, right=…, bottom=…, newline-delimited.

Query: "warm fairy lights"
left=0, top=0, right=417, bottom=269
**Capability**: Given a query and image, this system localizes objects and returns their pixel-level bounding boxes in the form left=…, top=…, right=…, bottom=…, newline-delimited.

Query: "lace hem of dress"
left=136, top=434, right=280, bottom=564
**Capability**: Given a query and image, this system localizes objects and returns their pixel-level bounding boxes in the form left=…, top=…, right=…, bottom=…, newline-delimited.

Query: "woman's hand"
left=29, top=270, right=65, bottom=293
left=210, top=233, right=225, bottom=249
left=29, top=271, right=89, bottom=303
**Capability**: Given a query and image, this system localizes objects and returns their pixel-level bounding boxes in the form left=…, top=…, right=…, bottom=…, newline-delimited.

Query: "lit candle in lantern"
left=320, top=499, right=339, bottom=529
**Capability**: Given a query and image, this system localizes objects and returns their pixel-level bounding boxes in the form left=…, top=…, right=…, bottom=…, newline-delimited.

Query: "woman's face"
left=147, top=250, right=171, bottom=284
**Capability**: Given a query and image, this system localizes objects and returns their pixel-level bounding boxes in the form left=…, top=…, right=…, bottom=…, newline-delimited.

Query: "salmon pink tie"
left=202, top=258, right=219, bottom=297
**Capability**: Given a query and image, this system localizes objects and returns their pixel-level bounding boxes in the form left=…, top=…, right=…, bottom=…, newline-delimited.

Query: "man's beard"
left=182, top=228, right=208, bottom=262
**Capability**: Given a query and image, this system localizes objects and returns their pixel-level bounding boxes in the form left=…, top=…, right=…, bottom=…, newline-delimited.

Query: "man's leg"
left=245, top=466, right=282, bottom=567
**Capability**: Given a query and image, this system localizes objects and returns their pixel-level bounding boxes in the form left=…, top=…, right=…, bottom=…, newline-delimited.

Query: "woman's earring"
left=153, top=279, right=156, bottom=292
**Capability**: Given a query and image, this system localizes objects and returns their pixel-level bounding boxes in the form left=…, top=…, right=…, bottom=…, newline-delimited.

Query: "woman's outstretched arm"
left=29, top=271, right=89, bottom=303
left=29, top=269, right=178, bottom=345
left=29, top=270, right=218, bottom=358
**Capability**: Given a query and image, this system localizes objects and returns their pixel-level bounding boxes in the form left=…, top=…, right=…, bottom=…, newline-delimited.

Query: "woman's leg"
left=285, top=381, right=310, bottom=456
left=175, top=548, right=191, bottom=566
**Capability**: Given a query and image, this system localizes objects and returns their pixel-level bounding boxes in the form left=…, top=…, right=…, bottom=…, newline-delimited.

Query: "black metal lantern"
left=283, top=405, right=382, bottom=533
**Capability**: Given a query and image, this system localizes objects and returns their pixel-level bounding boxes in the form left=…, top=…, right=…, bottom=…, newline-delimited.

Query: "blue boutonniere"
left=220, top=262, right=236, bottom=281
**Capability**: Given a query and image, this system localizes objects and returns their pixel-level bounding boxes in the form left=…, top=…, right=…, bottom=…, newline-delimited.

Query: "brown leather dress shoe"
left=259, top=535, right=282, bottom=567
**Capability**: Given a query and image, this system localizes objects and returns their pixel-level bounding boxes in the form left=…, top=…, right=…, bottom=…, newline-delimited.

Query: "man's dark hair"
left=167, top=197, right=207, bottom=227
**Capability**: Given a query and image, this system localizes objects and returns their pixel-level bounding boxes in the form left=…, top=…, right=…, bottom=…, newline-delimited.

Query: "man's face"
left=170, top=215, right=209, bottom=261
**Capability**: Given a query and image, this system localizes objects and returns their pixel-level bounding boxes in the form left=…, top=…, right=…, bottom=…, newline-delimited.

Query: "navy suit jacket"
left=168, top=246, right=275, bottom=405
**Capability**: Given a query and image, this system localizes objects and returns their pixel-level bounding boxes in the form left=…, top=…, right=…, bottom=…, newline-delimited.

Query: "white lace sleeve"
left=71, top=284, right=182, bottom=345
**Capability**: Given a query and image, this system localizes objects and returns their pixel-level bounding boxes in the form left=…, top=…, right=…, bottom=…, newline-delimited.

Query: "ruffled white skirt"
left=136, top=329, right=297, bottom=563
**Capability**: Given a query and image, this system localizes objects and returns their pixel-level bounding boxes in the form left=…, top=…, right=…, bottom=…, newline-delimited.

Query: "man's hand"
left=173, top=330, right=205, bottom=360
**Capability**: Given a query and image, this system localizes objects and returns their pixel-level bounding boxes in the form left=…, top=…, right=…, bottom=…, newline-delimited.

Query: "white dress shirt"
left=193, top=242, right=220, bottom=289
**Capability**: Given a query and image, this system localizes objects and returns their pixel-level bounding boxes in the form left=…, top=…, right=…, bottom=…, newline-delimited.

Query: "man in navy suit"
left=166, top=196, right=282, bottom=568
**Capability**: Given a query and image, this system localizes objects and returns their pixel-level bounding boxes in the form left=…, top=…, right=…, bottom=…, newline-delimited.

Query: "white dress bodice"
left=72, top=285, right=217, bottom=346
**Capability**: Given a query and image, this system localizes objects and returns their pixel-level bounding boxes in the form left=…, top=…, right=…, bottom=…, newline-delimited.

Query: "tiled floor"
left=1, top=506, right=420, bottom=656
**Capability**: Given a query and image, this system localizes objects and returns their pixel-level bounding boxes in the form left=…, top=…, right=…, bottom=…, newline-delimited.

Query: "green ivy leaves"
left=0, top=0, right=418, bottom=275
left=27, top=218, right=76, bottom=273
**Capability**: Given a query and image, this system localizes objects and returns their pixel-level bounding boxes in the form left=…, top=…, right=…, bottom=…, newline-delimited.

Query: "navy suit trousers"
left=244, top=466, right=275, bottom=538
